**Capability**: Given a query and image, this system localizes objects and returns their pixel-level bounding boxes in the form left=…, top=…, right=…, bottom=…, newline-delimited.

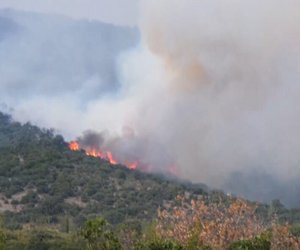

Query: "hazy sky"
left=0, top=0, right=139, bottom=26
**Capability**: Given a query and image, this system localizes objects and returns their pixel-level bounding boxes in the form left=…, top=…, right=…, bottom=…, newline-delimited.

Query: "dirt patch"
left=0, top=193, right=23, bottom=212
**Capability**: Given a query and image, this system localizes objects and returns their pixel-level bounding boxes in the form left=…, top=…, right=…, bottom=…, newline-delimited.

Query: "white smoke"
left=131, top=0, right=300, bottom=184
left=125, top=0, right=300, bottom=205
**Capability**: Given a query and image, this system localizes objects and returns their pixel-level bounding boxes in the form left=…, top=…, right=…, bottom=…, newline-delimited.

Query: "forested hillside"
left=0, top=112, right=207, bottom=229
left=1, top=112, right=300, bottom=249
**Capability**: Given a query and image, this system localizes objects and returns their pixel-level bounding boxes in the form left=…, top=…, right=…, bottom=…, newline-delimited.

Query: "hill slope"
left=0, top=112, right=207, bottom=229
left=2, top=111, right=300, bottom=231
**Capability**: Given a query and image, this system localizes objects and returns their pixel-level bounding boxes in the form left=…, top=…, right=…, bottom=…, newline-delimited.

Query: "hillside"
left=0, top=112, right=208, bottom=229
left=2, top=111, right=300, bottom=249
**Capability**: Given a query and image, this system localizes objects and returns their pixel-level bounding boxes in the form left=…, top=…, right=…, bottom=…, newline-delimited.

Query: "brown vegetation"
left=156, top=196, right=300, bottom=249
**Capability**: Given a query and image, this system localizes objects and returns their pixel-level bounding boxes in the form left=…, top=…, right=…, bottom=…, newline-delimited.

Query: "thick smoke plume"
left=135, top=0, right=300, bottom=206
left=1, top=2, right=300, bottom=206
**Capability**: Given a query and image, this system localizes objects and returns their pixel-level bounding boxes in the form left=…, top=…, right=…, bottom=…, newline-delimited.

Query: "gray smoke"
left=77, top=130, right=105, bottom=151
left=135, top=0, right=300, bottom=206
left=0, top=8, right=139, bottom=138
left=76, top=129, right=176, bottom=173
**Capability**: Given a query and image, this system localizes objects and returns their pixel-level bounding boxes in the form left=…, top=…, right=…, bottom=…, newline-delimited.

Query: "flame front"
left=68, top=141, right=179, bottom=175
left=68, top=142, right=128, bottom=168
left=106, top=151, right=117, bottom=165
left=86, top=148, right=104, bottom=158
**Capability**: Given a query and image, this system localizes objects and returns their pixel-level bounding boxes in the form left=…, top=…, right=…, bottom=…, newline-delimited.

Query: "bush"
left=81, top=217, right=121, bottom=250
left=290, top=224, right=300, bottom=237
left=228, top=234, right=271, bottom=250
left=0, top=229, right=6, bottom=250
left=20, top=191, right=38, bottom=204
left=134, top=239, right=184, bottom=250
left=25, top=231, right=51, bottom=250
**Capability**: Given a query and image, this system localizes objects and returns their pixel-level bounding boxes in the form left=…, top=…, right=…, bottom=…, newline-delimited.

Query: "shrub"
left=81, top=217, right=121, bottom=250
left=134, top=239, right=183, bottom=250
left=228, top=233, right=271, bottom=250
left=0, top=229, right=6, bottom=250
left=156, top=196, right=266, bottom=249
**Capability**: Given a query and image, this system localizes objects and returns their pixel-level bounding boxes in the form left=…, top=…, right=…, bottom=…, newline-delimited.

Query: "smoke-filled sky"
left=0, top=0, right=139, bottom=26
left=1, top=1, right=300, bottom=206
left=137, top=1, right=300, bottom=205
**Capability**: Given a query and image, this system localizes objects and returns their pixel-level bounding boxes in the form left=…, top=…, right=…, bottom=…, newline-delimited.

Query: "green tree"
left=81, top=217, right=121, bottom=250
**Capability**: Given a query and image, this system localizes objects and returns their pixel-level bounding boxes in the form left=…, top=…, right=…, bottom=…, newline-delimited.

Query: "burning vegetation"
left=68, top=130, right=179, bottom=175
left=68, top=141, right=138, bottom=170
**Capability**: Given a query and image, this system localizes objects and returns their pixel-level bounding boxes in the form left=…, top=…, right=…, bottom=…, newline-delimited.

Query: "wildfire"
left=68, top=141, right=179, bottom=175
left=68, top=141, right=133, bottom=168
left=106, top=151, right=117, bottom=165
left=69, top=141, right=79, bottom=151
left=86, top=148, right=104, bottom=158
left=125, top=160, right=138, bottom=170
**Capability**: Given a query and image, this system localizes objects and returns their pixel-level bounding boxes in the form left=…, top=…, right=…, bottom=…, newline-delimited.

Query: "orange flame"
left=68, top=141, right=179, bottom=176
left=68, top=141, right=131, bottom=168
left=125, top=160, right=138, bottom=170
left=86, top=148, right=104, bottom=158
left=107, top=151, right=117, bottom=165
left=69, top=141, right=79, bottom=151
